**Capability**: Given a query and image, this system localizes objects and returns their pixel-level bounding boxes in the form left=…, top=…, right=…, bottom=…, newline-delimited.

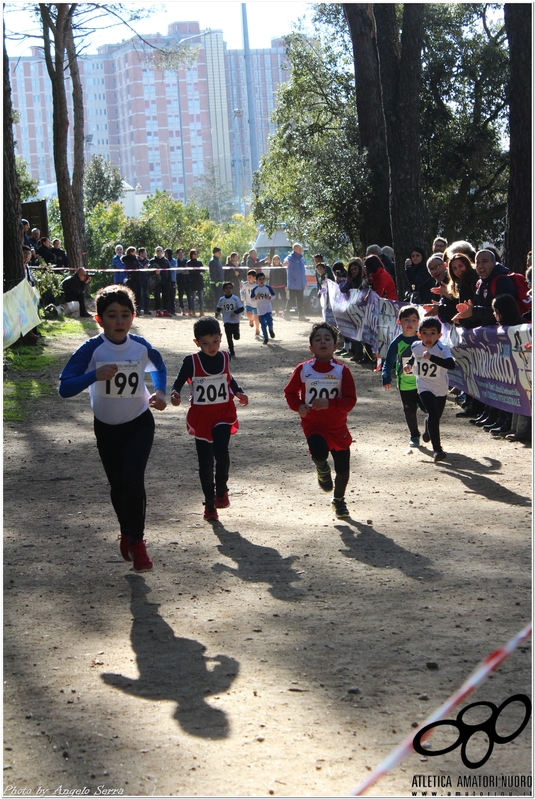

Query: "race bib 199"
left=192, top=374, right=229, bottom=405
left=95, top=360, right=144, bottom=398
left=304, top=376, right=341, bottom=405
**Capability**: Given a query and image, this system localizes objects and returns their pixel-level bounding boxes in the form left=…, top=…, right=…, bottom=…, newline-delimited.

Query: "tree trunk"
left=40, top=4, right=85, bottom=272
left=374, top=3, right=426, bottom=291
left=342, top=3, right=392, bottom=249
left=3, top=37, right=24, bottom=290
left=503, top=3, right=532, bottom=274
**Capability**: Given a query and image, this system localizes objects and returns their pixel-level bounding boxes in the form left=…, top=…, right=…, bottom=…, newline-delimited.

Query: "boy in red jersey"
left=170, top=317, right=248, bottom=521
left=284, top=322, right=357, bottom=518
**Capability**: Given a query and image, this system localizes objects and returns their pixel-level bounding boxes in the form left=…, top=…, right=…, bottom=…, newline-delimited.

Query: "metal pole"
left=233, top=109, right=243, bottom=214
left=241, top=3, right=259, bottom=175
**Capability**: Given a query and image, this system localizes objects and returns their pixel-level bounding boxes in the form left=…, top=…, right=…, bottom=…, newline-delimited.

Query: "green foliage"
left=255, top=4, right=510, bottom=254
left=419, top=3, right=509, bottom=246
left=47, top=198, right=64, bottom=242
left=86, top=201, right=127, bottom=269
left=82, top=190, right=260, bottom=287
left=15, top=157, right=39, bottom=201
left=190, top=162, right=238, bottom=224
left=32, top=269, right=64, bottom=303
left=253, top=31, right=367, bottom=260
left=84, top=154, right=124, bottom=211
left=214, top=214, right=258, bottom=260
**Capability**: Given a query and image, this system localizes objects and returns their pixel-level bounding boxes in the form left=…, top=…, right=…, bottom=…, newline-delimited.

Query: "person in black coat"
left=61, top=267, right=92, bottom=317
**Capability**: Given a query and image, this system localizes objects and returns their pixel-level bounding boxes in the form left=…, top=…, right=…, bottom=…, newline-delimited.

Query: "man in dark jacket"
left=149, top=246, right=171, bottom=316
left=453, top=249, right=516, bottom=326
left=61, top=267, right=92, bottom=317
left=208, top=247, right=224, bottom=311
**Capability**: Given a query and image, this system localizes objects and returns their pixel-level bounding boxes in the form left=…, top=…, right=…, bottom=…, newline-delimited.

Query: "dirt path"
left=3, top=311, right=532, bottom=798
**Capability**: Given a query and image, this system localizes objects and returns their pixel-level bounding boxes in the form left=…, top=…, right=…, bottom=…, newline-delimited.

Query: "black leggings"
left=94, top=408, right=155, bottom=541
left=307, top=433, right=350, bottom=498
left=400, top=389, right=424, bottom=438
left=419, top=391, right=446, bottom=452
left=224, top=323, right=240, bottom=354
left=195, top=424, right=232, bottom=504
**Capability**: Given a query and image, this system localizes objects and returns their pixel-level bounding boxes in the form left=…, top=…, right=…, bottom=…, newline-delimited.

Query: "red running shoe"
left=128, top=540, right=153, bottom=572
left=163, top=310, right=171, bottom=317
left=155, top=310, right=163, bottom=317
left=215, top=492, right=230, bottom=509
left=203, top=504, right=219, bottom=521
left=119, top=534, right=132, bottom=562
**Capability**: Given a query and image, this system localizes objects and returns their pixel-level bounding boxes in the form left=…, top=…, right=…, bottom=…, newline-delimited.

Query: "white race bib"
left=96, top=360, right=144, bottom=398
left=415, top=360, right=439, bottom=379
left=304, top=376, right=341, bottom=405
left=192, top=374, right=229, bottom=405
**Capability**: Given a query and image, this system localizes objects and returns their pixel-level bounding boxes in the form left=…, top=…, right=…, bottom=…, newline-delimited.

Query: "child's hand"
left=384, top=383, right=391, bottom=390
left=236, top=392, right=249, bottom=407
left=422, top=350, right=431, bottom=359
left=403, top=365, right=412, bottom=374
left=96, top=363, right=118, bottom=381
left=298, top=403, right=310, bottom=418
left=170, top=390, right=181, bottom=406
left=310, top=397, right=329, bottom=410
left=149, top=390, right=167, bottom=411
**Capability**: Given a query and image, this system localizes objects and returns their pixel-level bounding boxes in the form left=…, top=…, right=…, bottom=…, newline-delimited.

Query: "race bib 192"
left=192, top=374, right=229, bottom=405
left=95, top=360, right=144, bottom=398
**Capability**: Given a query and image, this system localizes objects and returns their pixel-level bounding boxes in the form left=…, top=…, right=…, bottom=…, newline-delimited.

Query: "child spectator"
left=382, top=305, right=422, bottom=447
left=284, top=322, right=357, bottom=518
left=251, top=271, right=276, bottom=344
left=170, top=317, right=249, bottom=521
left=216, top=281, right=244, bottom=358
left=240, top=269, right=260, bottom=336
left=58, top=285, right=167, bottom=571
left=404, top=318, right=456, bottom=462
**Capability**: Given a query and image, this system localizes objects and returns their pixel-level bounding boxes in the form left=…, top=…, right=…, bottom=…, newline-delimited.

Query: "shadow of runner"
left=211, top=524, right=305, bottom=601
left=101, top=574, right=239, bottom=738
left=433, top=453, right=531, bottom=507
left=336, top=520, right=440, bottom=581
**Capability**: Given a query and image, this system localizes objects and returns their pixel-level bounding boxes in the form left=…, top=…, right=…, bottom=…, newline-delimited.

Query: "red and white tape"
left=348, top=622, right=532, bottom=796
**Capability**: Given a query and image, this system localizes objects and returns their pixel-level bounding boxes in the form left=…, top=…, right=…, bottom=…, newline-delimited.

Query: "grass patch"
left=4, top=379, right=55, bottom=421
left=5, top=346, right=56, bottom=371
left=40, top=317, right=97, bottom=337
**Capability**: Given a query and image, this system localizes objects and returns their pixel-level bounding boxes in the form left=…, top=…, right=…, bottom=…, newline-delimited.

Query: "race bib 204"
left=192, top=374, right=229, bottom=405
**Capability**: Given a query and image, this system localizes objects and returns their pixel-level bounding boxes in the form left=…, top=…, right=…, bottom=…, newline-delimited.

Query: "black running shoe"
left=316, top=465, right=333, bottom=492
left=332, top=497, right=349, bottom=518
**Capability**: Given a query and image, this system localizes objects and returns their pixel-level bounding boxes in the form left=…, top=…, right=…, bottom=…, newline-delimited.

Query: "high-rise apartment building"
left=9, top=22, right=290, bottom=204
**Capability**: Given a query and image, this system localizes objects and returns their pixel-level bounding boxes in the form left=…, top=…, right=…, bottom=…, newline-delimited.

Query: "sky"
left=4, top=1, right=313, bottom=56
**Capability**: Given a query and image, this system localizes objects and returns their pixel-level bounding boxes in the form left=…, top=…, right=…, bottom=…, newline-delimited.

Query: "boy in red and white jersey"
left=284, top=322, right=357, bottom=518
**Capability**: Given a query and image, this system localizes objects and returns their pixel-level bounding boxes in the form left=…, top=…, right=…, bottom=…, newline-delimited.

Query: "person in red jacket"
left=364, top=255, right=398, bottom=300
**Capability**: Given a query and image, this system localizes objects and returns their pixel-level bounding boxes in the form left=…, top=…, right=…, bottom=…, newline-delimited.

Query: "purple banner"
left=448, top=323, right=532, bottom=416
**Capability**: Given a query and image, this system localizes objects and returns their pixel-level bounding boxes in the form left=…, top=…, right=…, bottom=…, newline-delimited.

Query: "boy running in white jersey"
left=404, top=317, right=456, bottom=462
left=240, top=269, right=260, bottom=336
left=250, top=272, right=276, bottom=344
left=284, top=322, right=357, bottom=518
left=216, top=281, right=244, bottom=358
left=59, top=285, right=167, bottom=572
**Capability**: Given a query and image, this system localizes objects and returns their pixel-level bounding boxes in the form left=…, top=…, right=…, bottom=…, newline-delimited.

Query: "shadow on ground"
left=336, top=519, right=440, bottom=581
left=211, top=524, right=306, bottom=601
left=101, top=574, right=239, bottom=738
